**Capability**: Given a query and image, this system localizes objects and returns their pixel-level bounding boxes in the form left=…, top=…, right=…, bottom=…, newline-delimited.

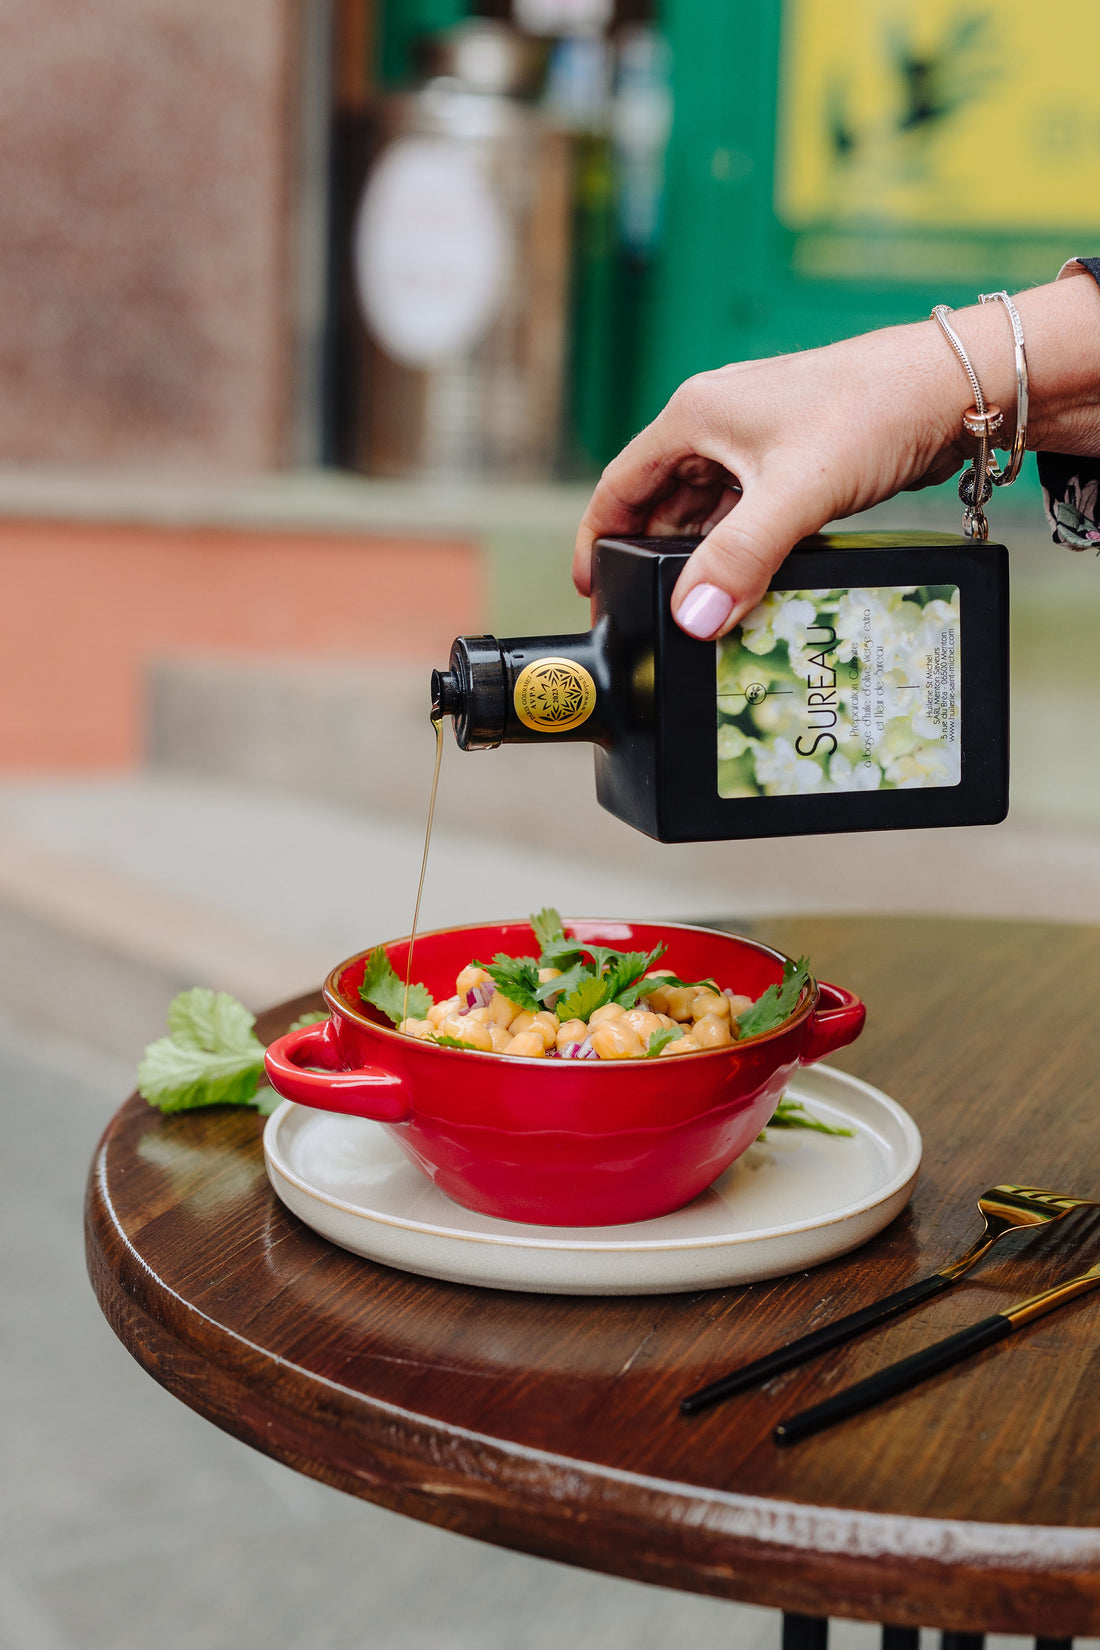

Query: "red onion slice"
left=462, top=981, right=496, bottom=1013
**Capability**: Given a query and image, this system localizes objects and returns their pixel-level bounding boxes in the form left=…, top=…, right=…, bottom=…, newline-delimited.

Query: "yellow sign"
left=778, top=0, right=1100, bottom=233
left=513, top=657, right=597, bottom=734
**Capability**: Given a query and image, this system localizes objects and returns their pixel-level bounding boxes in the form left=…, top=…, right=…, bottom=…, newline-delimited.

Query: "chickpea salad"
left=362, top=908, right=811, bottom=1062
left=134, top=912, right=849, bottom=1132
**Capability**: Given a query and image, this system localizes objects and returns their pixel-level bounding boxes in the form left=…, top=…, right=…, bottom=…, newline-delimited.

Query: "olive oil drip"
left=404, top=714, right=444, bottom=1024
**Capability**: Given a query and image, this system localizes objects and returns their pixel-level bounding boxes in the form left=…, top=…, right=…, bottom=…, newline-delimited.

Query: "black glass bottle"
left=432, top=532, right=1009, bottom=843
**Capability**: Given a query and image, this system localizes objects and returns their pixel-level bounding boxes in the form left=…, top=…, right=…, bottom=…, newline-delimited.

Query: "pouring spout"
left=430, top=667, right=460, bottom=721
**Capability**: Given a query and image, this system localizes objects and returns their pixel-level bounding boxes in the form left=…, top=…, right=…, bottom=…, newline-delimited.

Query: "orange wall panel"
left=0, top=519, right=483, bottom=768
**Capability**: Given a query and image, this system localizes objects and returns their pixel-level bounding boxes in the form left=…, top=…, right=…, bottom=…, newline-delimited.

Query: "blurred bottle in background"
left=345, top=17, right=572, bottom=480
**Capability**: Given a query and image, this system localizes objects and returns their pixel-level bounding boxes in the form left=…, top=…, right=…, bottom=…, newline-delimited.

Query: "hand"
left=573, top=319, right=973, bottom=637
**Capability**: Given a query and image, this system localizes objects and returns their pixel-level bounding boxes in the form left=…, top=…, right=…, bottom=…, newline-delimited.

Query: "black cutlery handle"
left=680, top=1271, right=954, bottom=1415
left=773, top=1313, right=1013, bottom=1444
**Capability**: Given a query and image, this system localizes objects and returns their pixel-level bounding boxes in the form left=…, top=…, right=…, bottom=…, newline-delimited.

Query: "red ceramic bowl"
left=263, top=919, right=865, bottom=1227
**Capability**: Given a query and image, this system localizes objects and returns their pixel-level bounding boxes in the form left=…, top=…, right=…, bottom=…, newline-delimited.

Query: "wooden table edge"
left=85, top=1105, right=1100, bottom=1637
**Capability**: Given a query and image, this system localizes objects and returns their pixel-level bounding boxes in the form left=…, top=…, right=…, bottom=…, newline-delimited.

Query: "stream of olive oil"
left=403, top=714, right=444, bottom=1023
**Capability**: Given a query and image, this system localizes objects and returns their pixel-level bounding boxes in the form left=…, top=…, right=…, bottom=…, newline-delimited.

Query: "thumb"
left=670, top=483, right=821, bottom=640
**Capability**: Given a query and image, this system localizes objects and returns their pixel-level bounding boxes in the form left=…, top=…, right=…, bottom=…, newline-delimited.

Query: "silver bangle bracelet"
left=978, top=289, right=1029, bottom=487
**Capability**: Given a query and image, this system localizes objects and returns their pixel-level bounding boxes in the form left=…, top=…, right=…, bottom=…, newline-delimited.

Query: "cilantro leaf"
left=359, top=946, right=433, bottom=1025
left=138, top=988, right=266, bottom=1112
left=609, top=945, right=667, bottom=1006
left=644, top=1024, right=684, bottom=1058
left=433, top=1033, right=483, bottom=1052
left=536, top=936, right=587, bottom=970
left=558, top=973, right=613, bottom=1022
left=735, top=957, right=811, bottom=1040
left=530, top=907, right=566, bottom=958
left=534, top=960, right=590, bottom=1007
left=766, top=1097, right=853, bottom=1136
left=288, top=1009, right=329, bottom=1032
left=476, top=953, right=542, bottom=1013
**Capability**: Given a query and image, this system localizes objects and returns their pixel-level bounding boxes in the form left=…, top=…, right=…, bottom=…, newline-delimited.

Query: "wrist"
left=938, top=277, right=1100, bottom=454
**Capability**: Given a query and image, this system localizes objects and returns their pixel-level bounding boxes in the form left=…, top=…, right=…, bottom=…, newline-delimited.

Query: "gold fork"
left=680, top=1184, right=1099, bottom=1415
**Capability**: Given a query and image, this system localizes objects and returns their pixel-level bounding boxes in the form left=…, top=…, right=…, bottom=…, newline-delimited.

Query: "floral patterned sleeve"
left=1037, top=256, right=1100, bottom=550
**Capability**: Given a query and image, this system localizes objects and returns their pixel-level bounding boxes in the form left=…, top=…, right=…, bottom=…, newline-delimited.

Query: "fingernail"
left=675, top=583, right=735, bottom=640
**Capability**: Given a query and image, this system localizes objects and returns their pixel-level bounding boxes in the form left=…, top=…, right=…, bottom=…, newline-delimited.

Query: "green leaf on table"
left=254, top=1085, right=284, bottom=1117
left=359, top=946, right=433, bottom=1025
left=735, top=956, right=811, bottom=1040
left=138, top=988, right=267, bottom=1113
left=287, top=1009, right=329, bottom=1032
left=644, top=1024, right=684, bottom=1058
left=476, top=953, right=542, bottom=1013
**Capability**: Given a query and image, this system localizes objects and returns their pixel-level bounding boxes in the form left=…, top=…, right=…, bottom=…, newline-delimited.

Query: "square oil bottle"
left=432, top=532, right=1009, bottom=842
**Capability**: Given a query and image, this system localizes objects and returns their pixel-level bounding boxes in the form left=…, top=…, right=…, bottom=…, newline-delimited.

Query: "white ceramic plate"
left=263, top=1064, right=921, bottom=1295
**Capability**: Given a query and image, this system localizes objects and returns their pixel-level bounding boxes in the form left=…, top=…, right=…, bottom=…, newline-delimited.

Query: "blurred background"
left=4, top=3, right=1100, bottom=1648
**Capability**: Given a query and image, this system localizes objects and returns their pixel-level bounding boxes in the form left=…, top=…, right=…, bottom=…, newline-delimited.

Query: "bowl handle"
left=264, top=1021, right=408, bottom=1122
left=802, top=981, right=866, bottom=1064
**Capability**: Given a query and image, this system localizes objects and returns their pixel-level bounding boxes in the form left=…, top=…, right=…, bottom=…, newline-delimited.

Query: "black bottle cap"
left=431, top=636, right=507, bottom=749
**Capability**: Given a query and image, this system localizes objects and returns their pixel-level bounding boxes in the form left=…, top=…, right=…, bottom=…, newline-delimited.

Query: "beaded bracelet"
left=930, top=304, right=1001, bottom=541
left=930, top=294, right=1030, bottom=540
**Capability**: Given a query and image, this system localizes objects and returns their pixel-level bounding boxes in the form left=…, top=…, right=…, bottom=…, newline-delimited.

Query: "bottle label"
left=514, top=657, right=597, bottom=733
left=716, top=586, right=961, bottom=797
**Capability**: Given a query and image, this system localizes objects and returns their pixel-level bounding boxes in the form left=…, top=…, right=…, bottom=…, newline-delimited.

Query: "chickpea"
left=465, top=1005, right=492, bottom=1024
left=556, top=1017, right=588, bottom=1052
left=588, top=1019, right=645, bottom=1060
left=537, top=965, right=563, bottom=1008
left=435, top=1003, right=478, bottom=1042
left=623, top=1009, right=664, bottom=1043
left=489, top=991, right=522, bottom=1028
left=488, top=1023, right=513, bottom=1053
left=456, top=965, right=491, bottom=997
left=664, top=986, right=700, bottom=1022
left=398, top=1016, right=434, bottom=1039
left=427, top=995, right=461, bottom=1028
left=692, top=991, right=731, bottom=1022
left=726, top=993, right=754, bottom=1021
left=529, top=1010, right=561, bottom=1049
left=659, top=1033, right=701, bottom=1056
left=439, top=1014, right=493, bottom=1052
left=639, top=969, right=675, bottom=1014
left=694, top=1013, right=733, bottom=1049
left=589, top=1002, right=626, bottom=1026
left=508, top=1010, right=536, bottom=1039
left=505, top=1030, right=547, bottom=1058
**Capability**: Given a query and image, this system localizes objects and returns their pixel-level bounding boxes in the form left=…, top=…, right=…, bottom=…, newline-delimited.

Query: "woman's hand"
left=574, top=272, right=1100, bottom=636
left=573, top=318, right=969, bottom=638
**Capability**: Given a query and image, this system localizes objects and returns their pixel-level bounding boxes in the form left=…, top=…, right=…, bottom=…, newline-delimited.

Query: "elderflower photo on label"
left=716, top=585, right=961, bottom=799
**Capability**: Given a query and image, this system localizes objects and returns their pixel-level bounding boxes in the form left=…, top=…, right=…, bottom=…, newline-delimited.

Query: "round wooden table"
left=85, top=917, right=1100, bottom=1641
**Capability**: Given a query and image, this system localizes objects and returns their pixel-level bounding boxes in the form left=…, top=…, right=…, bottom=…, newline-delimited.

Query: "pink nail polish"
left=676, top=583, right=735, bottom=640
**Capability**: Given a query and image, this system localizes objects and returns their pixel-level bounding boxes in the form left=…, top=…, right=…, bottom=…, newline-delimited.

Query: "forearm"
left=928, top=271, right=1100, bottom=458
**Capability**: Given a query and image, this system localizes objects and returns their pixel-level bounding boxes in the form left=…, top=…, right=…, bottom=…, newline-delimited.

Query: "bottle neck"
left=433, top=631, right=608, bottom=748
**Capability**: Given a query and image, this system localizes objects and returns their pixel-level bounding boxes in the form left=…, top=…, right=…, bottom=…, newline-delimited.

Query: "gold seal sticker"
left=513, top=656, right=597, bottom=734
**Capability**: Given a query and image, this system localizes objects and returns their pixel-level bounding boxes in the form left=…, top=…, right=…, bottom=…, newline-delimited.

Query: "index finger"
left=572, top=426, right=694, bottom=595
